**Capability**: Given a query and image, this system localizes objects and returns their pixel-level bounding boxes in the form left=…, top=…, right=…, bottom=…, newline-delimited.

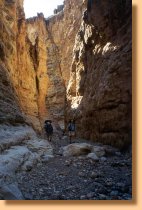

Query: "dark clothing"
left=44, top=121, right=53, bottom=142
left=68, top=122, right=75, bottom=132
left=68, top=122, right=76, bottom=144
left=44, top=123, right=53, bottom=135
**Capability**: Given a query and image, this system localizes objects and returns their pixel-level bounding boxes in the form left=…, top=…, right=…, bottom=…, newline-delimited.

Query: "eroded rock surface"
left=67, top=0, right=132, bottom=148
left=0, top=125, right=53, bottom=200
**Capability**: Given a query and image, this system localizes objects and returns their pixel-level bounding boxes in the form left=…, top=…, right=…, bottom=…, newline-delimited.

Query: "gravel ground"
left=16, top=136, right=132, bottom=200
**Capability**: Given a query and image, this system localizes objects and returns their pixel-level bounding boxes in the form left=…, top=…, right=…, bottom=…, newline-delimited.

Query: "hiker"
left=68, top=119, right=76, bottom=144
left=44, top=120, right=53, bottom=142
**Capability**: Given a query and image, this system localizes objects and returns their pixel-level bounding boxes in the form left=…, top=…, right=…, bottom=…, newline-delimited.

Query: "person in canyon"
left=44, top=120, right=53, bottom=142
left=68, top=119, right=76, bottom=144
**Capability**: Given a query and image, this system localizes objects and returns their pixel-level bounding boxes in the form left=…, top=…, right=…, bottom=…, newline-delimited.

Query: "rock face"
left=0, top=0, right=53, bottom=199
left=46, top=0, right=85, bottom=86
left=67, top=0, right=132, bottom=148
left=0, top=0, right=42, bottom=131
left=44, top=0, right=86, bottom=128
left=0, top=0, right=24, bottom=125
left=0, top=124, right=53, bottom=200
left=0, top=64, right=24, bottom=125
left=0, top=0, right=86, bottom=132
left=16, top=2, right=42, bottom=131
left=0, top=183, right=24, bottom=200
left=24, top=0, right=85, bottom=130
left=26, top=14, right=49, bottom=130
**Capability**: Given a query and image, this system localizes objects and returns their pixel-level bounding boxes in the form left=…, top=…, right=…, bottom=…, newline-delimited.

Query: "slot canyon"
left=0, top=0, right=132, bottom=200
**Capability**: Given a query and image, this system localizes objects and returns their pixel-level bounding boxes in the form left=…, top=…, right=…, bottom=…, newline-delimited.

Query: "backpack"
left=68, top=123, right=75, bottom=131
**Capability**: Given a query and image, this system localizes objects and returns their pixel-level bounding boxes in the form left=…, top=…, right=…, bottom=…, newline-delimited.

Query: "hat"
left=45, top=120, right=52, bottom=123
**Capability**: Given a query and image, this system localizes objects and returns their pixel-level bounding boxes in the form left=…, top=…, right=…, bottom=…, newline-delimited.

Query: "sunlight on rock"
left=102, top=42, right=119, bottom=55
left=93, top=44, right=101, bottom=54
left=71, top=96, right=83, bottom=109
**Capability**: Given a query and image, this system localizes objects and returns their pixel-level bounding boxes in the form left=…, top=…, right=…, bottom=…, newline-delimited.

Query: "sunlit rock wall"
left=0, top=0, right=25, bottom=125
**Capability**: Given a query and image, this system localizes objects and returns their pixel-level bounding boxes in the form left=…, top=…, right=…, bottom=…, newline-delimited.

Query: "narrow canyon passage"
left=0, top=0, right=132, bottom=200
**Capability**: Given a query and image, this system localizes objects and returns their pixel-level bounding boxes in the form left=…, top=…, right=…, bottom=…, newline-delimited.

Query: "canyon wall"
left=0, top=0, right=42, bottom=130
left=0, top=0, right=85, bottom=131
left=0, top=1, right=54, bottom=197
left=25, top=0, right=85, bottom=130
left=0, top=0, right=25, bottom=125
left=16, top=1, right=42, bottom=131
left=45, top=0, right=85, bottom=129
left=46, top=0, right=86, bottom=86
left=67, top=0, right=132, bottom=148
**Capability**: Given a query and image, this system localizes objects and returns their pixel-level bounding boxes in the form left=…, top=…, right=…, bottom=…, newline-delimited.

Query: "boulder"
left=92, top=146, right=105, bottom=157
left=87, top=153, right=99, bottom=161
left=0, top=183, right=24, bottom=200
left=25, top=138, right=53, bottom=156
left=62, top=143, right=92, bottom=157
left=0, top=126, right=54, bottom=200
left=41, top=155, right=54, bottom=163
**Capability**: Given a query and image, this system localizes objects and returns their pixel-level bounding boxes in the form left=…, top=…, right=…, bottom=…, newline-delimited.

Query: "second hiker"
left=68, top=119, right=76, bottom=144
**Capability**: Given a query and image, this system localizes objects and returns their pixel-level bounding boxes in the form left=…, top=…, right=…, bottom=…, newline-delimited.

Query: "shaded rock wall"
left=46, top=0, right=86, bottom=86
left=67, top=0, right=132, bottom=148
left=45, top=0, right=85, bottom=129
